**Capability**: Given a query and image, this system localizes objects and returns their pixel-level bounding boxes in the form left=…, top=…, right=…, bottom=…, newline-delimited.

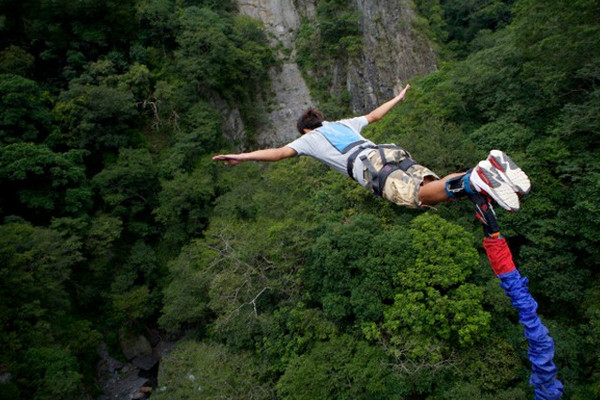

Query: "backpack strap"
left=346, top=144, right=376, bottom=180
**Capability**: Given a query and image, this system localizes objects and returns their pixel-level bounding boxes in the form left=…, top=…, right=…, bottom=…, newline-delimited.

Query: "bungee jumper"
left=213, top=83, right=563, bottom=397
left=213, top=84, right=529, bottom=215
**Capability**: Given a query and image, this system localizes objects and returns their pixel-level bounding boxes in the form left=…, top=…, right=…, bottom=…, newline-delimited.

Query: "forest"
left=0, top=0, right=599, bottom=399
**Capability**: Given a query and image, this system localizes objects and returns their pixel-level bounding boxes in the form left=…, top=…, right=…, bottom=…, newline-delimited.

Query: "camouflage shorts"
left=362, top=147, right=439, bottom=209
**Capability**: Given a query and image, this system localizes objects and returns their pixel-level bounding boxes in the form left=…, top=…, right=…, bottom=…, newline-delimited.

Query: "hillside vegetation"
left=0, top=0, right=599, bottom=399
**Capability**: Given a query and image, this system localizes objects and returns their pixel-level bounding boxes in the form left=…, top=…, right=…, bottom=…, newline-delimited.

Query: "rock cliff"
left=237, top=0, right=314, bottom=146
left=351, top=0, right=438, bottom=110
left=235, top=0, right=437, bottom=147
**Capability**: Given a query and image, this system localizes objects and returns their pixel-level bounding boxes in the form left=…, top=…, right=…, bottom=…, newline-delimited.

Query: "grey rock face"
left=238, top=0, right=314, bottom=146
left=233, top=0, right=437, bottom=147
left=351, top=0, right=437, bottom=110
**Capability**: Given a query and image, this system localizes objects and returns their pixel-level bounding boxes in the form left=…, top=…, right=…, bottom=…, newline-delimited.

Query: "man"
left=213, top=84, right=530, bottom=220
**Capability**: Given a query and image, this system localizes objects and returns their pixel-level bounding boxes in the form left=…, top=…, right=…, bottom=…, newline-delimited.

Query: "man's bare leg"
left=418, top=173, right=465, bottom=206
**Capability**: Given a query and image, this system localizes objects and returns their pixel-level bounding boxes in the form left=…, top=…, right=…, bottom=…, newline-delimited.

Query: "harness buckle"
left=446, top=179, right=465, bottom=193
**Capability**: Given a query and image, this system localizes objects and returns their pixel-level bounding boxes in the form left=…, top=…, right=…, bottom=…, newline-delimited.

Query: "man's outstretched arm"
left=365, top=83, right=410, bottom=124
left=212, top=146, right=297, bottom=166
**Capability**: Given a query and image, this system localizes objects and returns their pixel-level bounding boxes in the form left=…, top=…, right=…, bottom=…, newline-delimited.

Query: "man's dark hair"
left=297, top=108, right=324, bottom=134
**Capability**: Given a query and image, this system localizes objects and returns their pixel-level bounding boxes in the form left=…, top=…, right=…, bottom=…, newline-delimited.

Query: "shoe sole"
left=470, top=160, right=520, bottom=212
left=488, top=150, right=531, bottom=195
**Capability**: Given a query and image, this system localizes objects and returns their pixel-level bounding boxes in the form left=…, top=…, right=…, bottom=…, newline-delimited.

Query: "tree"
left=54, top=83, right=137, bottom=152
left=154, top=158, right=216, bottom=244
left=259, top=303, right=338, bottom=373
left=0, top=222, right=79, bottom=336
left=65, top=214, right=124, bottom=310
left=136, top=0, right=178, bottom=50
left=0, top=74, right=53, bottom=144
left=0, top=143, right=91, bottom=221
left=159, top=101, right=223, bottom=177
left=92, top=148, right=159, bottom=236
left=0, top=45, right=35, bottom=76
left=158, top=239, right=215, bottom=333
left=153, top=340, right=274, bottom=400
left=175, top=7, right=274, bottom=103
left=0, top=222, right=99, bottom=400
left=304, top=213, right=411, bottom=325
left=23, top=347, right=84, bottom=400
left=414, top=0, right=514, bottom=59
left=277, top=335, right=404, bottom=400
left=366, top=214, right=490, bottom=362
left=17, top=0, right=139, bottom=81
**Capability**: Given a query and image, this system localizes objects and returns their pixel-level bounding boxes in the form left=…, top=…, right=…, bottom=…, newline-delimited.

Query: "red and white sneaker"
left=488, top=150, right=531, bottom=195
left=470, top=160, right=520, bottom=212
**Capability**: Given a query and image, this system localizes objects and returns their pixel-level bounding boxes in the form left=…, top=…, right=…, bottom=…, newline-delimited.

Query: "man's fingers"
left=213, top=154, right=241, bottom=166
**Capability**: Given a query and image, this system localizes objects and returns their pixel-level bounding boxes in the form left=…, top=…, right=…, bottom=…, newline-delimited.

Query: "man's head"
left=297, top=108, right=324, bottom=134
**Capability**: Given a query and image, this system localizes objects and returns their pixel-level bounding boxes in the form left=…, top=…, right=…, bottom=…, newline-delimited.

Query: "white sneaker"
left=470, top=160, right=520, bottom=212
left=488, top=150, right=531, bottom=195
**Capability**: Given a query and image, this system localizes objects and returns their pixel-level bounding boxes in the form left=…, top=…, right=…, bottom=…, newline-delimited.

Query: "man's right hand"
left=212, top=154, right=244, bottom=166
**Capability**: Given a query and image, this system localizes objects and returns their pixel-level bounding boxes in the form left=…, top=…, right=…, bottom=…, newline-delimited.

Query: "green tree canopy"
left=175, top=7, right=274, bottom=102
left=0, top=222, right=100, bottom=400
left=54, top=83, right=137, bottom=152
left=277, top=335, right=404, bottom=400
left=153, top=340, right=274, bottom=400
left=0, top=143, right=90, bottom=220
left=0, top=74, right=53, bottom=144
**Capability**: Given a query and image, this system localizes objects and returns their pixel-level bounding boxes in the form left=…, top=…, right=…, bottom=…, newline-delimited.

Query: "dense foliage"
left=1, top=0, right=599, bottom=399
left=0, top=0, right=274, bottom=398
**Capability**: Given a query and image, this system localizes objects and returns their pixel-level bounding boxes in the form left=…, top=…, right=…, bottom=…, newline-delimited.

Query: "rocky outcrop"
left=238, top=0, right=314, bottom=147
left=97, top=342, right=150, bottom=400
left=235, top=0, right=437, bottom=147
left=238, top=0, right=313, bottom=48
left=98, top=333, right=173, bottom=400
left=350, top=0, right=437, bottom=110
left=120, top=334, right=158, bottom=371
